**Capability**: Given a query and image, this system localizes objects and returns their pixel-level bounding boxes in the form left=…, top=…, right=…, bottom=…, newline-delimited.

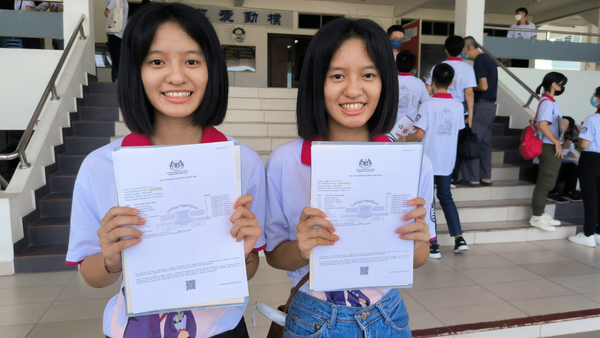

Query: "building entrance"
left=268, top=34, right=312, bottom=88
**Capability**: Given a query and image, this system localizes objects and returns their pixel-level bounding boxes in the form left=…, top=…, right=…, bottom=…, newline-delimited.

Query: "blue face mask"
left=391, top=40, right=402, bottom=50
left=460, top=52, right=468, bottom=60
left=591, top=96, right=599, bottom=108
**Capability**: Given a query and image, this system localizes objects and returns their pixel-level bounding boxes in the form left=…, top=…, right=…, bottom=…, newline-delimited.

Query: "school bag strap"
left=282, top=273, right=310, bottom=313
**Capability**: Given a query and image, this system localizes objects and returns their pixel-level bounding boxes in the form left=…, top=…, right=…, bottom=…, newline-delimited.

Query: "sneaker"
left=479, top=180, right=493, bottom=186
left=568, top=233, right=597, bottom=248
left=546, top=193, right=568, bottom=204
left=454, top=237, right=469, bottom=252
left=529, top=216, right=557, bottom=232
left=450, top=179, right=457, bottom=189
left=541, top=213, right=561, bottom=226
left=429, top=243, right=441, bottom=259
left=456, top=180, right=481, bottom=187
left=563, top=191, right=582, bottom=202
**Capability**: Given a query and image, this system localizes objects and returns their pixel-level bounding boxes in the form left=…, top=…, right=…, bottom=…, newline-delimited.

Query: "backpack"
left=519, top=98, right=547, bottom=160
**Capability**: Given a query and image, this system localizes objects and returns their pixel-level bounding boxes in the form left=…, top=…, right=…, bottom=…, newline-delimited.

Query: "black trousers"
left=106, top=316, right=249, bottom=338
left=107, top=34, right=122, bottom=82
left=550, top=162, right=578, bottom=195
left=579, top=151, right=600, bottom=236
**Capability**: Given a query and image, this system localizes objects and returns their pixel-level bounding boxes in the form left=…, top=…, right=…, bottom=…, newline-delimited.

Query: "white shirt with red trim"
left=426, top=58, right=477, bottom=106
left=397, top=72, right=430, bottom=121
left=578, top=113, right=600, bottom=153
left=66, top=128, right=266, bottom=338
left=413, top=93, right=465, bottom=176
left=264, top=136, right=436, bottom=304
left=536, top=94, right=563, bottom=145
left=507, top=21, right=537, bottom=39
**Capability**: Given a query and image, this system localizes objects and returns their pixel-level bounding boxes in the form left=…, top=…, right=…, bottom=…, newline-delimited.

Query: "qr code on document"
left=360, top=266, right=369, bottom=276
left=186, top=279, right=196, bottom=291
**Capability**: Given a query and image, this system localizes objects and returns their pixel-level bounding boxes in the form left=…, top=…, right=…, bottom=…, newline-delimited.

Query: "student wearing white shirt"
left=569, top=86, right=600, bottom=247
left=66, top=4, right=264, bottom=337
left=14, top=1, right=35, bottom=11
left=395, top=50, right=429, bottom=128
left=404, top=63, right=468, bottom=258
left=529, top=72, right=568, bottom=232
left=105, top=0, right=129, bottom=82
left=426, top=36, right=476, bottom=128
left=387, top=25, right=405, bottom=59
left=265, top=18, right=432, bottom=337
left=507, top=7, right=537, bottom=40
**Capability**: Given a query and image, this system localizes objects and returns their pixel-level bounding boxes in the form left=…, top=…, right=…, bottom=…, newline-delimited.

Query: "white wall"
left=498, top=68, right=599, bottom=127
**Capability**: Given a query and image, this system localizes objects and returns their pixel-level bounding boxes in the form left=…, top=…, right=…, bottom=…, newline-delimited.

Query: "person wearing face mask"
left=387, top=25, right=405, bottom=59
left=529, top=72, right=568, bottom=232
left=568, top=86, right=600, bottom=247
left=507, top=7, right=536, bottom=68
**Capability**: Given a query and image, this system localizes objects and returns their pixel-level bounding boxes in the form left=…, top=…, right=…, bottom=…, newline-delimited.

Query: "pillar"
left=454, top=0, right=485, bottom=44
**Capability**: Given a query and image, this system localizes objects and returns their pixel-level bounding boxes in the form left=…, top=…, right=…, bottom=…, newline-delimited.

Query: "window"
left=298, top=13, right=343, bottom=29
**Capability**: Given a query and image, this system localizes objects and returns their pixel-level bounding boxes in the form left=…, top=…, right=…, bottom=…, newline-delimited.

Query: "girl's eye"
left=150, top=60, right=164, bottom=66
left=186, top=60, right=199, bottom=65
left=332, top=74, right=343, bottom=80
left=364, top=73, right=376, bottom=79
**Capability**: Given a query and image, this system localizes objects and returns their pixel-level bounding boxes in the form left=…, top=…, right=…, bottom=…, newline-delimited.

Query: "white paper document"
left=386, top=115, right=416, bottom=141
left=112, top=141, right=248, bottom=316
left=309, top=142, right=423, bottom=291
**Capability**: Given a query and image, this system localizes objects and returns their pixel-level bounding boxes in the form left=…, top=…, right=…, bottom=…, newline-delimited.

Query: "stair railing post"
left=524, top=94, right=535, bottom=109
left=19, top=152, right=30, bottom=169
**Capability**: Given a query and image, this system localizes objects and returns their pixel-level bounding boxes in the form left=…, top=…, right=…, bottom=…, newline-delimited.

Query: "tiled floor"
left=2, top=240, right=600, bottom=337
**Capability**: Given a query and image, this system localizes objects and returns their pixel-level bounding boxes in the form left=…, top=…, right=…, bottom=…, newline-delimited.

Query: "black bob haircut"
left=118, top=2, right=228, bottom=135
left=515, top=7, right=528, bottom=16
left=296, top=17, right=399, bottom=140
left=387, top=25, right=405, bottom=36
left=445, top=35, right=465, bottom=57
left=535, top=72, right=567, bottom=95
left=396, top=50, right=417, bottom=73
left=432, top=63, right=454, bottom=89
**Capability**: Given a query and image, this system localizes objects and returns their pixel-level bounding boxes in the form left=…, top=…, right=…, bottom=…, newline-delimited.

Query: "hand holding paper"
left=98, top=206, right=145, bottom=266
left=230, top=194, right=262, bottom=256
left=296, top=207, right=339, bottom=263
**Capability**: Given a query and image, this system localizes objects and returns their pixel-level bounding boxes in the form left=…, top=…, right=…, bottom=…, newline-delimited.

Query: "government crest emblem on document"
left=170, top=160, right=185, bottom=171
left=359, top=158, right=372, bottom=169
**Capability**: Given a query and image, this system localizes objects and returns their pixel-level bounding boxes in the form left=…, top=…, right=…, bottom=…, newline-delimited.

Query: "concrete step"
left=450, top=180, right=533, bottom=202
left=436, top=220, right=577, bottom=247
left=435, top=198, right=556, bottom=225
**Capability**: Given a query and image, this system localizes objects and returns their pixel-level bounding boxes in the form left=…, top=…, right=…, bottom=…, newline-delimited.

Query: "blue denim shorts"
left=284, top=288, right=410, bottom=338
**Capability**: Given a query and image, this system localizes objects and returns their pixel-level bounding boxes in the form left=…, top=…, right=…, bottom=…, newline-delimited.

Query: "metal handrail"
left=0, top=15, right=87, bottom=189
left=484, top=25, right=600, bottom=38
left=475, top=42, right=541, bottom=109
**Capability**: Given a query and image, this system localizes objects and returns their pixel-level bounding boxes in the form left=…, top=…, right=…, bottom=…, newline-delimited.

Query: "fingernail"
left=139, top=219, right=146, bottom=225
left=138, top=231, right=143, bottom=237
left=333, top=235, right=340, bottom=240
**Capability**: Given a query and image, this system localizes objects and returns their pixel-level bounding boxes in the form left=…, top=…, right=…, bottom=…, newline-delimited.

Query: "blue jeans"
left=431, top=175, right=462, bottom=244
left=284, top=289, right=410, bottom=338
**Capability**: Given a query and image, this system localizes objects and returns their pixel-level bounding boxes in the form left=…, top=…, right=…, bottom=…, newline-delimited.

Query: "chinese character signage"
left=194, top=5, right=293, bottom=29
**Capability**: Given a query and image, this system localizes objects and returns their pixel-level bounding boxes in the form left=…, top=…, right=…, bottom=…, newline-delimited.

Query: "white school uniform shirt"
left=397, top=72, right=430, bottom=121
left=578, top=113, right=600, bottom=153
left=413, top=93, right=465, bottom=176
left=426, top=58, right=477, bottom=105
left=66, top=127, right=266, bottom=338
left=507, top=21, right=537, bottom=40
left=14, top=1, right=35, bottom=10
left=264, top=136, right=436, bottom=304
left=106, top=0, right=129, bottom=39
left=536, top=94, right=563, bottom=145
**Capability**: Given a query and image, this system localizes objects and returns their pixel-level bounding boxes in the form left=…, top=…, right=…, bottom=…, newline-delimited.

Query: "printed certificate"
left=386, top=114, right=416, bottom=141
left=112, top=141, right=247, bottom=316
left=309, top=142, right=423, bottom=291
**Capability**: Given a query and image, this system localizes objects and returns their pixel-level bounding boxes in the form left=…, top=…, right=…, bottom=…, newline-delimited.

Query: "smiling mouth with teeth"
left=163, top=92, right=192, bottom=98
left=340, top=103, right=366, bottom=111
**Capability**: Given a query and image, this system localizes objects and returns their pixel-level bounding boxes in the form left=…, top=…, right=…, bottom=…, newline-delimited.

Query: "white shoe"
left=541, top=213, right=561, bottom=226
left=529, top=216, right=556, bottom=232
left=568, top=233, right=597, bottom=248
left=595, top=234, right=600, bottom=245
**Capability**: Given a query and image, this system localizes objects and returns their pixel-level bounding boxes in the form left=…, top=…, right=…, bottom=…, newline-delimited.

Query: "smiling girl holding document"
left=264, top=18, right=433, bottom=338
left=66, top=3, right=265, bottom=338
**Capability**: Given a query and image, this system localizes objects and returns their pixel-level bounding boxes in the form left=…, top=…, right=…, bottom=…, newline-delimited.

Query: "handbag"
left=266, top=273, right=310, bottom=338
left=519, top=98, right=548, bottom=160
left=105, top=0, right=124, bottom=33
left=457, top=126, right=480, bottom=160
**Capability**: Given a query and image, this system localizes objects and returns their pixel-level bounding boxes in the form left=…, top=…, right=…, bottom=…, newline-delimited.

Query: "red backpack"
left=519, top=98, right=547, bottom=160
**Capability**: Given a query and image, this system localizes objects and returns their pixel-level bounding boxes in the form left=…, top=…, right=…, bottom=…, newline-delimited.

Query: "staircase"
left=13, top=78, right=119, bottom=273
left=435, top=116, right=583, bottom=247
left=12, top=84, right=583, bottom=273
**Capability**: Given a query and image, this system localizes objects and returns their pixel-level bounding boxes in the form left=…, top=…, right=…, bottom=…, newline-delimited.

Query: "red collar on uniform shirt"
left=516, top=21, right=530, bottom=26
left=398, top=72, right=413, bottom=76
left=432, top=93, right=453, bottom=99
left=542, top=93, right=556, bottom=102
left=121, top=126, right=228, bottom=146
left=446, top=57, right=462, bottom=62
left=301, top=135, right=391, bottom=166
